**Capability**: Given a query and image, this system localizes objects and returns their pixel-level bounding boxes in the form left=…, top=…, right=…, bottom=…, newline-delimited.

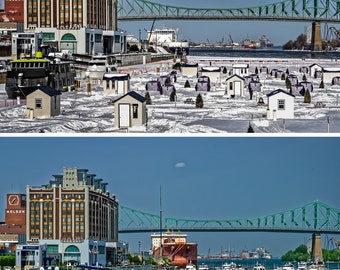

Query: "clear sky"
left=118, top=0, right=338, bottom=46
left=0, top=136, right=339, bottom=258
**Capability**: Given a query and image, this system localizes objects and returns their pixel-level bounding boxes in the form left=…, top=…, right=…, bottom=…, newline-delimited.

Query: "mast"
left=160, top=184, right=162, bottom=258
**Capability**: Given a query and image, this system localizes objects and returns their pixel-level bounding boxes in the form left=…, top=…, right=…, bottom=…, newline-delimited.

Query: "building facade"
left=8, top=0, right=125, bottom=56
left=16, top=168, right=121, bottom=267
left=24, top=0, right=117, bottom=31
left=0, top=194, right=26, bottom=253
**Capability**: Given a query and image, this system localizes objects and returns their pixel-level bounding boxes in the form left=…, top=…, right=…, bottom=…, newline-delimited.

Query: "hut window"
left=278, top=99, right=285, bottom=110
left=35, top=98, right=42, bottom=109
left=132, top=104, right=138, bottom=118
left=229, top=82, right=233, bottom=90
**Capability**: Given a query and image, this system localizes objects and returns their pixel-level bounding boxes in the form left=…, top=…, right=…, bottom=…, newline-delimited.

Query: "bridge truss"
left=118, top=201, right=340, bottom=234
left=117, top=0, right=340, bottom=23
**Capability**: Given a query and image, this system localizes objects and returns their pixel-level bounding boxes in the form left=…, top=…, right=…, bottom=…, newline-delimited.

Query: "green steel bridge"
left=118, top=201, right=340, bottom=234
left=117, top=0, right=340, bottom=23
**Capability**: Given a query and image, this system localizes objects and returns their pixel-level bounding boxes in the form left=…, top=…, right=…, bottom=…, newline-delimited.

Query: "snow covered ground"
left=1, top=55, right=340, bottom=133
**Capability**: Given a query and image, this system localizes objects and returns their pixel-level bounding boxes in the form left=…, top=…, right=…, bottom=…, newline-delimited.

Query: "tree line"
left=281, top=245, right=340, bottom=262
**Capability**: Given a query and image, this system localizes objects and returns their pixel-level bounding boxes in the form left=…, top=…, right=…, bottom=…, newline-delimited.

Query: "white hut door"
left=235, top=81, right=241, bottom=96
left=117, top=81, right=124, bottom=94
left=119, top=104, right=130, bottom=127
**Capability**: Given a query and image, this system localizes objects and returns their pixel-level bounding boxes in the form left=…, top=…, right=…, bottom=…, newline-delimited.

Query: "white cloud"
left=175, top=162, right=186, bottom=168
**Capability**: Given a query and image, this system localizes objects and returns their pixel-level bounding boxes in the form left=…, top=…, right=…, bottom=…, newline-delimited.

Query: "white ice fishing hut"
left=113, top=91, right=147, bottom=128
left=232, top=64, right=249, bottom=76
left=322, top=67, right=340, bottom=84
left=200, top=67, right=221, bottom=84
left=181, top=63, right=198, bottom=77
left=26, top=86, right=61, bottom=118
left=266, top=89, right=295, bottom=120
left=225, top=74, right=245, bottom=97
left=103, top=73, right=130, bottom=95
left=309, top=63, right=323, bottom=77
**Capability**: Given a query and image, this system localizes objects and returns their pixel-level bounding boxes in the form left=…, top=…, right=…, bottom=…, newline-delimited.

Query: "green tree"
left=255, top=67, right=259, bottom=74
left=304, top=89, right=311, bottom=103
left=302, top=74, right=307, bottom=81
left=127, top=254, right=142, bottom=265
left=184, top=80, right=191, bottom=88
left=247, top=123, right=254, bottom=133
left=281, top=245, right=310, bottom=262
left=223, top=67, right=227, bottom=74
left=145, top=91, right=152, bottom=105
left=0, top=255, right=15, bottom=267
left=281, top=73, right=286, bottom=80
left=170, top=90, right=176, bottom=102
left=286, top=78, right=292, bottom=90
left=319, top=80, right=325, bottom=88
left=286, top=68, right=290, bottom=75
left=196, top=93, right=204, bottom=108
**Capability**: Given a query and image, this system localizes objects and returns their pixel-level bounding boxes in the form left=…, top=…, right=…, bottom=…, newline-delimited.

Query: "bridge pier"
left=311, top=21, right=322, bottom=51
left=311, top=233, right=323, bottom=263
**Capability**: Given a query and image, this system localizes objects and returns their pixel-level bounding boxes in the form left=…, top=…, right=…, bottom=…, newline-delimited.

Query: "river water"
left=189, top=47, right=340, bottom=60
left=197, top=259, right=340, bottom=270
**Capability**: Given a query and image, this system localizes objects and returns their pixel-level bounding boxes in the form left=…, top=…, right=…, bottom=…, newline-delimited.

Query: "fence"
left=0, top=99, right=26, bottom=109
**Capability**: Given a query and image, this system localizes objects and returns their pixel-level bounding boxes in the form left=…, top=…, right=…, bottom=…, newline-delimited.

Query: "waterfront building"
left=0, top=194, right=27, bottom=252
left=15, top=167, right=125, bottom=268
left=9, top=0, right=126, bottom=58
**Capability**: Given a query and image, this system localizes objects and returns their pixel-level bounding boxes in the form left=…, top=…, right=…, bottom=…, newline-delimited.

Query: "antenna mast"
left=160, top=185, right=163, bottom=258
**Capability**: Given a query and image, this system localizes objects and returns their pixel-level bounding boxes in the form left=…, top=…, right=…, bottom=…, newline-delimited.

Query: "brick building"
left=16, top=168, right=127, bottom=268
left=0, top=193, right=26, bottom=253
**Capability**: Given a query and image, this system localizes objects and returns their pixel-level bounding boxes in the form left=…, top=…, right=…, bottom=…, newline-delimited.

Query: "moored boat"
left=223, top=262, right=237, bottom=270
left=147, top=27, right=189, bottom=55
left=5, top=53, right=76, bottom=99
left=253, top=263, right=266, bottom=270
left=298, top=262, right=307, bottom=270
left=151, top=232, right=197, bottom=268
left=85, top=54, right=117, bottom=80
left=186, top=262, right=197, bottom=270
left=198, top=263, right=209, bottom=270
left=282, top=263, right=295, bottom=270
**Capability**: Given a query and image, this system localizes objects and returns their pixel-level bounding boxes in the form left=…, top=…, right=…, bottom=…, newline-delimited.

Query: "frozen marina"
left=0, top=55, right=340, bottom=133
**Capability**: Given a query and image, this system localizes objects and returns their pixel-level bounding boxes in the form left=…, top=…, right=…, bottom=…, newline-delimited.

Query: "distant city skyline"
left=0, top=137, right=339, bottom=258
left=118, top=0, right=339, bottom=46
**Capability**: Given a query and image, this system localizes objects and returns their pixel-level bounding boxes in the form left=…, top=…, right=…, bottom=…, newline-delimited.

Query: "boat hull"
left=152, top=242, right=197, bottom=268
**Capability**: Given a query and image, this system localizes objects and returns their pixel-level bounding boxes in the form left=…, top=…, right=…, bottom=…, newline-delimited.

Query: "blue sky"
left=118, top=0, right=337, bottom=46
left=0, top=137, right=339, bottom=257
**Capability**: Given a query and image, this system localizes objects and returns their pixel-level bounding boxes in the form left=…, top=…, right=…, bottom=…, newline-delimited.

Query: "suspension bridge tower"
left=311, top=22, right=323, bottom=51
left=311, top=233, right=323, bottom=263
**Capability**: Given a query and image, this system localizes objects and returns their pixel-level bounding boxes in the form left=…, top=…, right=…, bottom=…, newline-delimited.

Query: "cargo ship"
left=147, top=28, right=190, bottom=55
left=151, top=232, right=197, bottom=268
